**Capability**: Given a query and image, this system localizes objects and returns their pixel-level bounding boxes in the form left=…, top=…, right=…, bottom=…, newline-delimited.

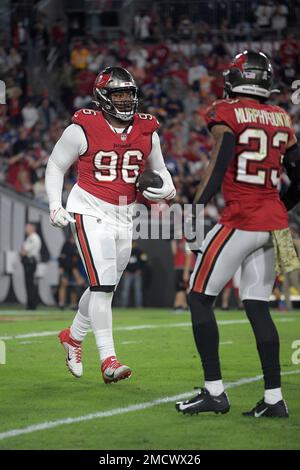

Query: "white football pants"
left=190, top=224, right=275, bottom=301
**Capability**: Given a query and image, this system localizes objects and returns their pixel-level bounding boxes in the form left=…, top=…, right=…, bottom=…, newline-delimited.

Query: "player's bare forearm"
left=193, top=158, right=218, bottom=204
left=281, top=139, right=300, bottom=211
left=194, top=125, right=235, bottom=205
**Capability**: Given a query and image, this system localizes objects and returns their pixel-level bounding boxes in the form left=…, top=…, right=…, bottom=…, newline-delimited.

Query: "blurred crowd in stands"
left=1, top=0, right=300, bottom=236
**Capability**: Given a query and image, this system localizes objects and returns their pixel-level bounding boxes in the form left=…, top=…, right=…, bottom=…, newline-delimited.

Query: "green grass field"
left=0, top=307, right=300, bottom=450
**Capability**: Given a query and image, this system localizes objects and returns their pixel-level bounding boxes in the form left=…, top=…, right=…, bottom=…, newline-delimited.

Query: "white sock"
left=205, top=380, right=224, bottom=396
left=94, top=328, right=116, bottom=362
left=264, top=388, right=283, bottom=405
left=70, top=288, right=91, bottom=342
left=70, top=311, right=90, bottom=342
left=88, top=291, right=115, bottom=362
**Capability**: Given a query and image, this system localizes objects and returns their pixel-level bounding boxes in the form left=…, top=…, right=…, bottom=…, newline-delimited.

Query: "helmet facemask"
left=110, top=88, right=138, bottom=121
left=93, top=68, right=138, bottom=122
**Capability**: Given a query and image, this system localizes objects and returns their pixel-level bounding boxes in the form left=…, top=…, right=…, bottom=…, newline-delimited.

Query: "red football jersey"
left=72, top=109, right=160, bottom=205
left=205, top=98, right=296, bottom=231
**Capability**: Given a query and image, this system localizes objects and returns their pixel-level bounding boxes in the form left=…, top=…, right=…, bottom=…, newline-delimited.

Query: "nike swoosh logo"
left=67, top=353, right=72, bottom=361
left=254, top=408, right=268, bottom=417
left=213, top=399, right=222, bottom=403
left=179, top=399, right=203, bottom=410
left=105, top=371, right=115, bottom=378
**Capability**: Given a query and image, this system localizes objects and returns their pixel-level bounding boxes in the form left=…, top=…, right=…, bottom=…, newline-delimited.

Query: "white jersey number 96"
left=94, top=149, right=143, bottom=183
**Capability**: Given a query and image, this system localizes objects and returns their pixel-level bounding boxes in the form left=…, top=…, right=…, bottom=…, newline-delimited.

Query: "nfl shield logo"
left=121, top=134, right=127, bottom=141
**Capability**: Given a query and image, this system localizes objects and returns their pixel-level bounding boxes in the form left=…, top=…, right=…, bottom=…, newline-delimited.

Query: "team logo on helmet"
left=230, top=52, right=247, bottom=72
left=223, top=50, right=279, bottom=99
left=95, top=73, right=111, bottom=89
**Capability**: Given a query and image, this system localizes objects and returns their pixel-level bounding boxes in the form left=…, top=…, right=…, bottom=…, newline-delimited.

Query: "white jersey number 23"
left=236, top=129, right=289, bottom=187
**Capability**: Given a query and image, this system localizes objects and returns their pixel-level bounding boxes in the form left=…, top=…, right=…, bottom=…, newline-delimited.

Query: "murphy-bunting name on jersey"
left=234, top=108, right=291, bottom=127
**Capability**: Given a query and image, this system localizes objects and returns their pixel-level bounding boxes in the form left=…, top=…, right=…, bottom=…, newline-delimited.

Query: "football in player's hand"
left=137, top=170, right=163, bottom=192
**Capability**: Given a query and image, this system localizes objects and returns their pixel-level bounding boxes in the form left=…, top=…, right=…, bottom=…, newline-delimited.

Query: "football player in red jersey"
left=45, top=67, right=175, bottom=383
left=176, top=51, right=300, bottom=417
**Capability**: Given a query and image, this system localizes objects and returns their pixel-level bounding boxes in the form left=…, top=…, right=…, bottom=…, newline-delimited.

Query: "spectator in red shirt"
left=280, top=33, right=300, bottom=64
left=171, top=236, right=195, bottom=312
left=51, top=19, right=66, bottom=47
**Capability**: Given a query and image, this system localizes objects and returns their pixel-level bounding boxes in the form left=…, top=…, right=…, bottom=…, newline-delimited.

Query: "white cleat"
left=101, top=356, right=132, bottom=384
left=58, top=328, right=83, bottom=378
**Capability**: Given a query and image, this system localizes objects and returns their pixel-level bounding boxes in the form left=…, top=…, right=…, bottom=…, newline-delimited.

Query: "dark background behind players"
left=57, top=233, right=87, bottom=310
left=119, top=241, right=149, bottom=308
left=171, top=237, right=195, bottom=312
left=20, top=222, right=42, bottom=310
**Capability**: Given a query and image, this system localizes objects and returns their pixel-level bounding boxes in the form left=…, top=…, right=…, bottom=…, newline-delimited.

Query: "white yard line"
left=121, top=341, right=143, bottom=345
left=0, top=369, right=299, bottom=442
left=0, top=318, right=295, bottom=341
left=18, top=341, right=42, bottom=345
left=0, top=331, right=61, bottom=341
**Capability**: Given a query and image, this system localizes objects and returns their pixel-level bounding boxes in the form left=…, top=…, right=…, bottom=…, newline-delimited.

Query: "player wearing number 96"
left=176, top=51, right=299, bottom=418
left=45, top=67, right=175, bottom=384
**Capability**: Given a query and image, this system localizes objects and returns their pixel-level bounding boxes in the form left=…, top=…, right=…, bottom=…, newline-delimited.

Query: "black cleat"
left=242, top=398, right=289, bottom=418
left=176, top=388, right=230, bottom=415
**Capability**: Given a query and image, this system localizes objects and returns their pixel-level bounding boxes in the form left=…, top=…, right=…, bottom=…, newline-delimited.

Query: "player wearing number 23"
left=45, top=67, right=175, bottom=384
left=176, top=51, right=299, bottom=418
